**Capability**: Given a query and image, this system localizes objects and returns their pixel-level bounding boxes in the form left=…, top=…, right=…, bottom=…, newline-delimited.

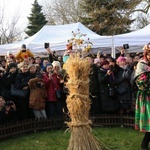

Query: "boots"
left=141, top=132, right=150, bottom=150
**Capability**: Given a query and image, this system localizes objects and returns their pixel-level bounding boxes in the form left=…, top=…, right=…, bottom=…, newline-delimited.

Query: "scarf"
left=134, top=59, right=150, bottom=79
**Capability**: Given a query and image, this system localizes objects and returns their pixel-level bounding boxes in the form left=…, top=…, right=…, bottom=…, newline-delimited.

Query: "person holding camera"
left=43, top=63, right=63, bottom=118
left=0, top=96, right=16, bottom=124
left=98, top=60, right=120, bottom=113
left=0, top=63, right=18, bottom=101
left=115, top=56, right=132, bottom=114
left=45, top=44, right=58, bottom=64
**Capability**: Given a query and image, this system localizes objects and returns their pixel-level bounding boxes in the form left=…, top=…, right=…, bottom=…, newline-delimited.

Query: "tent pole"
left=111, top=36, right=116, bottom=58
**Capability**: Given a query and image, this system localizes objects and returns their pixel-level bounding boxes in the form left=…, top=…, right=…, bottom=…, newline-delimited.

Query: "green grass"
left=0, top=127, right=144, bottom=150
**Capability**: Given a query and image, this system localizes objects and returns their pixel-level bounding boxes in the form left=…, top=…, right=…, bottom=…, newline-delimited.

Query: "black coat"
left=98, top=68, right=120, bottom=113
left=1, top=71, right=18, bottom=100
left=15, top=72, right=30, bottom=89
left=89, top=64, right=100, bottom=115
left=115, top=65, right=132, bottom=108
left=89, top=64, right=99, bottom=95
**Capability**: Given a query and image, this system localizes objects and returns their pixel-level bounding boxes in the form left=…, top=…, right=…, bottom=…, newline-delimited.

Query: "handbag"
left=51, top=79, right=62, bottom=99
left=11, top=84, right=29, bottom=98
left=55, top=89, right=62, bottom=99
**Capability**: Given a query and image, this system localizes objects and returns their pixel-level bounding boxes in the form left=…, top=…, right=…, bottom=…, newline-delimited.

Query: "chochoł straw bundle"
left=65, top=54, right=107, bottom=150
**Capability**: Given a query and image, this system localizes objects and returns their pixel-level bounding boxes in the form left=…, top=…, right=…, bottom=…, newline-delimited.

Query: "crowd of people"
left=0, top=45, right=65, bottom=123
left=0, top=43, right=147, bottom=123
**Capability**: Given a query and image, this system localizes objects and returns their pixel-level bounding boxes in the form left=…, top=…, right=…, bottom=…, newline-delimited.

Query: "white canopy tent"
left=0, top=22, right=112, bottom=56
left=0, top=22, right=149, bottom=57
left=113, top=24, right=150, bottom=55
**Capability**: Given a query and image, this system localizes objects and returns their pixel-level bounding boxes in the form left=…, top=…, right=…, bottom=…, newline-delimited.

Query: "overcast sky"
left=0, top=0, right=52, bottom=26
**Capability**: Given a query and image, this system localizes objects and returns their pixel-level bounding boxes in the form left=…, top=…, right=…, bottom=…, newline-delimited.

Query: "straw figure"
left=65, top=54, right=107, bottom=150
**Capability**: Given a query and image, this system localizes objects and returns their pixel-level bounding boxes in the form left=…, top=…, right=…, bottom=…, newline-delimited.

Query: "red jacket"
left=43, top=73, right=62, bottom=102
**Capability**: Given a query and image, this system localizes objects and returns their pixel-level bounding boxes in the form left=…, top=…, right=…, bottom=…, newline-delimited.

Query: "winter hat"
left=117, top=56, right=126, bottom=62
left=45, top=63, right=53, bottom=69
left=7, top=51, right=13, bottom=56
left=52, top=61, right=62, bottom=71
left=21, top=44, right=26, bottom=49
left=8, top=63, right=17, bottom=69
left=0, top=58, right=6, bottom=64
left=28, top=64, right=35, bottom=70
left=94, top=58, right=100, bottom=64
left=100, top=60, right=109, bottom=67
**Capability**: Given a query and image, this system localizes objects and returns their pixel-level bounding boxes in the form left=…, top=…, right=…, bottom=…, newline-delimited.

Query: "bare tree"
left=0, top=2, right=25, bottom=44
left=43, top=0, right=82, bottom=25
left=135, top=13, right=150, bottom=29
left=132, top=0, right=150, bottom=29
left=133, top=0, right=150, bottom=13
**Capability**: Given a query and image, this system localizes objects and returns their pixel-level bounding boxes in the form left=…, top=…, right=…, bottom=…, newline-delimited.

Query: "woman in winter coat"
left=1, top=63, right=18, bottom=100
left=43, top=62, right=63, bottom=118
left=15, top=62, right=31, bottom=120
left=115, top=56, right=132, bottom=114
left=98, top=60, right=120, bottom=113
left=28, top=73, right=47, bottom=119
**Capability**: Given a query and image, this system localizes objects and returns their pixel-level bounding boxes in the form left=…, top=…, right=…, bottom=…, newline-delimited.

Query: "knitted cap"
left=117, top=56, right=126, bottom=62
left=100, top=60, right=109, bottom=67
left=45, top=63, right=53, bottom=69
left=21, top=44, right=26, bottom=49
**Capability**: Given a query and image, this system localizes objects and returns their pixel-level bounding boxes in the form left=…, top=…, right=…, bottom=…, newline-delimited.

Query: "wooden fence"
left=0, top=113, right=135, bottom=140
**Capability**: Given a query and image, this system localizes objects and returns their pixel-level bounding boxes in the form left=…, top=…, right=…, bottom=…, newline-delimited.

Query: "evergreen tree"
left=25, top=0, right=48, bottom=36
left=80, top=0, right=141, bottom=35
